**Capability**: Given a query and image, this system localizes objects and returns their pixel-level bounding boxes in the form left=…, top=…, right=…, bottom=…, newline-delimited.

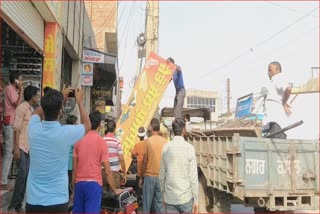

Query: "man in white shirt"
left=263, top=61, right=292, bottom=139
left=159, top=118, right=198, bottom=213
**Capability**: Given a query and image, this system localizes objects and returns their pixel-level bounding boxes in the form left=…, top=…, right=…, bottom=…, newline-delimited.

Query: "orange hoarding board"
left=42, top=23, right=59, bottom=89
left=115, top=52, right=176, bottom=169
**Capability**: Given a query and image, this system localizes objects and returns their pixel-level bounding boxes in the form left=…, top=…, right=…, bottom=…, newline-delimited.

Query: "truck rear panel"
left=189, top=134, right=319, bottom=211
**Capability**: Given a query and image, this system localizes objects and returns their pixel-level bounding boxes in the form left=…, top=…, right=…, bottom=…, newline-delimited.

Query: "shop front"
left=82, top=49, right=118, bottom=119
left=1, top=0, right=45, bottom=88
left=0, top=1, right=45, bottom=180
left=0, top=19, right=43, bottom=93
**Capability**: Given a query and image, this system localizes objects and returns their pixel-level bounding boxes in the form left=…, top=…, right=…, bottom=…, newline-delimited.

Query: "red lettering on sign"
left=84, top=56, right=100, bottom=62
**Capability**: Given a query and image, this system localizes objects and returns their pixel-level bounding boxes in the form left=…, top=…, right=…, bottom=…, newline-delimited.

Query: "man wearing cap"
left=167, top=57, right=185, bottom=119
left=131, top=127, right=147, bottom=201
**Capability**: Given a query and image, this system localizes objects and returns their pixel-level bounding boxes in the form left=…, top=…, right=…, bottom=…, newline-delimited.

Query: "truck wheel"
left=199, top=175, right=231, bottom=213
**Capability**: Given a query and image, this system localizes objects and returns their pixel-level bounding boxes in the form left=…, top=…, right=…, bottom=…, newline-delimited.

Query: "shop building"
left=84, top=1, right=121, bottom=120
left=0, top=0, right=97, bottom=113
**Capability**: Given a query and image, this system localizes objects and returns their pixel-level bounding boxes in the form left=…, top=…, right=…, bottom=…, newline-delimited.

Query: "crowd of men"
left=0, top=73, right=198, bottom=214
left=0, top=59, right=292, bottom=213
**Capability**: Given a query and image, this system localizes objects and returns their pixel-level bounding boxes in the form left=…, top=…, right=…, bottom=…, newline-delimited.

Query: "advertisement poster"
left=115, top=52, right=176, bottom=169
left=81, top=63, right=93, bottom=86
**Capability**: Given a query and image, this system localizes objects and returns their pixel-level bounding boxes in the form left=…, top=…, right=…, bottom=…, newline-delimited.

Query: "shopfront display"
left=1, top=20, right=43, bottom=90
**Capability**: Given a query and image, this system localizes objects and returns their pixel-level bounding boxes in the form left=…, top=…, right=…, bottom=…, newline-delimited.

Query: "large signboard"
left=115, top=52, right=176, bottom=169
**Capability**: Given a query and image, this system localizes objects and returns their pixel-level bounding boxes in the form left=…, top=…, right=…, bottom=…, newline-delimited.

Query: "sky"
left=117, top=1, right=319, bottom=139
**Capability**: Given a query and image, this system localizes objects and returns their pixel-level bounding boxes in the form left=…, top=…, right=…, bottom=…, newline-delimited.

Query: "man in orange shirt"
left=72, top=111, right=122, bottom=214
left=131, top=127, right=146, bottom=200
left=140, top=118, right=167, bottom=213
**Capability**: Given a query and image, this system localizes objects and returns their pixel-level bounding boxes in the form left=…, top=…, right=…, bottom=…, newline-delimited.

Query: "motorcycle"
left=68, top=187, right=138, bottom=214
left=101, top=187, right=138, bottom=214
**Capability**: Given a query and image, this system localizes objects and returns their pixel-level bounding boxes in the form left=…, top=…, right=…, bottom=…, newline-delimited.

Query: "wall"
left=84, top=1, right=117, bottom=52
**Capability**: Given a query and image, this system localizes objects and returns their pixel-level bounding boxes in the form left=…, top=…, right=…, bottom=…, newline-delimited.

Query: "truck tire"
left=199, top=175, right=231, bottom=213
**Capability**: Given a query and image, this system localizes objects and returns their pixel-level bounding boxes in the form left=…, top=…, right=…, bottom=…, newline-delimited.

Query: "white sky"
left=117, top=1, right=319, bottom=139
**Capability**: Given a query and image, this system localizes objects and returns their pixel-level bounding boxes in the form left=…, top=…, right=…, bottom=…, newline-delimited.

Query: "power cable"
left=200, top=7, right=319, bottom=78
left=117, top=1, right=128, bottom=29
left=119, top=1, right=137, bottom=45
left=119, top=1, right=137, bottom=71
left=264, top=1, right=319, bottom=18
left=238, top=24, right=319, bottom=74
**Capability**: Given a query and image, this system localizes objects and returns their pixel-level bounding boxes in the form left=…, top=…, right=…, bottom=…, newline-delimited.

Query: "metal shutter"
left=1, top=1, right=44, bottom=51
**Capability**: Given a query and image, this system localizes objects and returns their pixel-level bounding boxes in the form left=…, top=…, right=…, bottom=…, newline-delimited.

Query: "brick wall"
left=84, top=1, right=117, bottom=52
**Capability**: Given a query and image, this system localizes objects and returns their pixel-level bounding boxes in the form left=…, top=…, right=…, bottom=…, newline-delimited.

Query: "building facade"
left=0, top=0, right=97, bottom=114
left=84, top=1, right=121, bottom=120
left=184, top=89, right=220, bottom=121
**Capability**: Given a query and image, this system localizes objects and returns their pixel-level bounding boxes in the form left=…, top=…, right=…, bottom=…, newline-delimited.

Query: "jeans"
left=142, top=176, right=163, bottom=213
left=165, top=199, right=194, bottom=213
left=174, top=88, right=186, bottom=119
left=8, top=149, right=29, bottom=211
left=2, top=125, right=13, bottom=185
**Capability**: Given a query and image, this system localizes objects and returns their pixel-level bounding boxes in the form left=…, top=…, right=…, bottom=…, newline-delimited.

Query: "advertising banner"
left=115, top=52, right=176, bottom=169
left=81, top=63, right=94, bottom=86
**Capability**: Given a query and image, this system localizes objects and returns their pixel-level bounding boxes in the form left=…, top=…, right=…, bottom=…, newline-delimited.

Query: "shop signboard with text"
left=115, top=52, right=176, bottom=170
left=83, top=50, right=104, bottom=64
left=42, top=23, right=62, bottom=90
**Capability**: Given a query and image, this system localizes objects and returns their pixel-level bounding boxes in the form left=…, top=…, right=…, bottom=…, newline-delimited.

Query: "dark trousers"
left=135, top=175, right=142, bottom=198
left=68, top=170, right=72, bottom=197
left=26, top=202, right=68, bottom=213
left=8, top=149, right=29, bottom=210
left=263, top=122, right=287, bottom=139
left=174, top=88, right=186, bottom=119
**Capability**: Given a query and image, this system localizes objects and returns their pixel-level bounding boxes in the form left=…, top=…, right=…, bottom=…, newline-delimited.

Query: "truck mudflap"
left=189, top=133, right=319, bottom=212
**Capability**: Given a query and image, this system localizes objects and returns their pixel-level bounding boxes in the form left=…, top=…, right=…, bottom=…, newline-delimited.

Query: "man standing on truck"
left=167, top=57, right=186, bottom=119
left=159, top=118, right=198, bottom=213
left=263, top=61, right=292, bottom=139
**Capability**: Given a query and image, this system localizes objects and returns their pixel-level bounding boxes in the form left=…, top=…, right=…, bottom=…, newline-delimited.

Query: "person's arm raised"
left=75, top=88, right=91, bottom=134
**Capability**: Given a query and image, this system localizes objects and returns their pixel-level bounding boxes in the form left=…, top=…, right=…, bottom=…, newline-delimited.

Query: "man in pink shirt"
left=7, top=86, right=40, bottom=213
left=72, top=111, right=122, bottom=214
left=1, top=72, right=23, bottom=190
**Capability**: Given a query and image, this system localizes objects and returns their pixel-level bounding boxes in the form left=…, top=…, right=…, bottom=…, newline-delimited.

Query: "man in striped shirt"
left=104, top=120, right=127, bottom=188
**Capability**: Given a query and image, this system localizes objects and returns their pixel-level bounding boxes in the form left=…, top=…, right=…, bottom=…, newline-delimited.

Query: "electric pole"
left=227, top=78, right=231, bottom=117
left=145, top=0, right=159, bottom=58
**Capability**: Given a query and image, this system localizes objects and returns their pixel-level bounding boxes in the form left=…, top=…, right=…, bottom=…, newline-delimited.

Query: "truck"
left=160, top=107, right=319, bottom=213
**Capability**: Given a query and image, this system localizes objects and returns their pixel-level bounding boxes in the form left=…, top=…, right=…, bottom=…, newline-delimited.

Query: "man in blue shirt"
left=167, top=57, right=185, bottom=118
left=26, top=88, right=91, bottom=213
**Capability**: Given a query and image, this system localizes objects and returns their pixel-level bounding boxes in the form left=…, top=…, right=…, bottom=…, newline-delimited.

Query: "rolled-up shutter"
left=1, top=1, right=44, bottom=52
